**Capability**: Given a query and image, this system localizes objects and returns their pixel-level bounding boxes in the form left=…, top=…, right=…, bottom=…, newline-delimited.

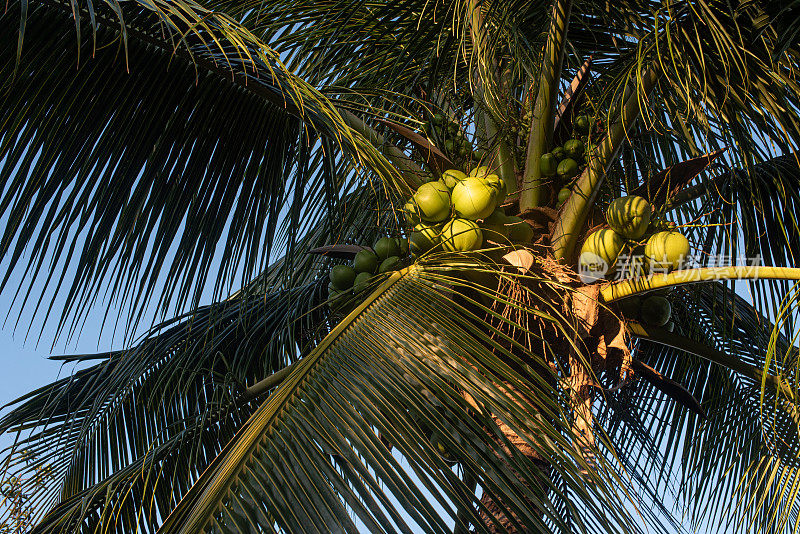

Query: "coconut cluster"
left=327, top=237, right=410, bottom=300
left=421, top=112, right=476, bottom=165
left=579, top=195, right=691, bottom=280
left=538, top=114, right=598, bottom=207
left=404, top=167, right=533, bottom=255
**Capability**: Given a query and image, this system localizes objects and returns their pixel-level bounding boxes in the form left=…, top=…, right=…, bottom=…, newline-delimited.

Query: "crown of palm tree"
left=2, top=0, right=800, bottom=532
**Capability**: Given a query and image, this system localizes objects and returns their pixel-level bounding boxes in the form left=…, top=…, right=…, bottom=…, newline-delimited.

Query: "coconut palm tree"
left=2, top=0, right=800, bottom=531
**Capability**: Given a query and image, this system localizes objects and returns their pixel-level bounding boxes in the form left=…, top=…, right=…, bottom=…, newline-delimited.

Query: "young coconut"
left=374, top=237, right=400, bottom=260
left=441, top=169, right=467, bottom=190
left=413, top=182, right=452, bottom=223
left=329, top=265, right=356, bottom=290
left=469, top=165, right=490, bottom=179
left=645, top=231, right=691, bottom=271
left=540, top=153, right=558, bottom=177
left=482, top=174, right=507, bottom=205
left=606, top=195, right=652, bottom=239
left=480, top=208, right=512, bottom=244
left=579, top=229, right=624, bottom=282
left=354, top=250, right=380, bottom=274
left=410, top=223, right=442, bottom=256
left=506, top=216, right=534, bottom=243
left=352, top=271, right=372, bottom=292
left=379, top=256, right=401, bottom=273
left=564, top=139, right=585, bottom=160
left=640, top=295, right=672, bottom=326
left=441, top=218, right=483, bottom=251
left=557, top=158, right=579, bottom=179
left=451, top=177, right=497, bottom=220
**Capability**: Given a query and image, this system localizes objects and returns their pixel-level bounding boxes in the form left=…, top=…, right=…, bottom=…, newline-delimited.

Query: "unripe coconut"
left=410, top=223, right=441, bottom=255
left=540, top=153, right=558, bottom=176
left=483, top=174, right=507, bottom=204
left=441, top=218, right=483, bottom=251
left=640, top=295, right=672, bottom=327
left=506, top=216, right=534, bottom=243
left=441, top=169, right=467, bottom=190
left=413, top=182, right=451, bottom=222
left=452, top=177, right=497, bottom=220
left=327, top=282, right=346, bottom=300
left=395, top=237, right=410, bottom=256
left=480, top=208, right=511, bottom=241
left=579, top=229, right=624, bottom=282
left=557, top=187, right=571, bottom=206
left=664, top=321, right=675, bottom=332
left=564, top=139, right=584, bottom=160
left=354, top=250, right=379, bottom=274
left=374, top=236, right=400, bottom=260
left=379, top=256, right=401, bottom=273
left=574, top=115, right=591, bottom=134
left=645, top=231, right=690, bottom=270
left=329, top=265, right=356, bottom=290
left=469, top=165, right=490, bottom=179
left=551, top=146, right=566, bottom=161
left=403, top=201, right=421, bottom=226
left=606, top=195, right=652, bottom=239
left=353, top=271, right=372, bottom=292
left=432, top=113, right=445, bottom=125
left=557, top=158, right=579, bottom=179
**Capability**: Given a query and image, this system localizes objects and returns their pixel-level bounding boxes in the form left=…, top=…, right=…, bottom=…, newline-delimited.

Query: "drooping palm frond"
left=154, top=264, right=672, bottom=534
left=599, top=281, right=800, bottom=534
left=0, top=0, right=410, bottom=341
left=0, top=280, right=329, bottom=532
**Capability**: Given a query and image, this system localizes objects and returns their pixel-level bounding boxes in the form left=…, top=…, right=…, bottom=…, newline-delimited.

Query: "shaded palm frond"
left=599, top=281, right=800, bottom=534
left=0, top=281, right=329, bottom=532
left=155, top=264, right=672, bottom=534
left=0, top=0, right=405, bottom=341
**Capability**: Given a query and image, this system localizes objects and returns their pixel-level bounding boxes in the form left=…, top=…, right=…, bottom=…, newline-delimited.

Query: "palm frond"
left=0, top=281, right=329, bottom=532
left=155, top=264, right=662, bottom=534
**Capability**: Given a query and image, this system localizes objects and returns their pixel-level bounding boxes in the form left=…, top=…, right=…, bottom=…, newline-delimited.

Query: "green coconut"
left=564, top=139, right=585, bottom=160
left=483, top=174, right=507, bottom=205
left=556, top=187, right=571, bottom=207
left=557, top=158, right=579, bottom=179
left=374, top=236, right=400, bottom=260
left=551, top=146, right=566, bottom=161
left=441, top=218, right=483, bottom=251
left=664, top=321, right=675, bottom=332
left=452, top=177, right=497, bottom=220
left=327, top=282, right=346, bottom=300
left=606, top=195, right=652, bottom=239
left=403, top=201, right=422, bottom=226
left=352, top=271, right=372, bottom=292
left=395, top=236, right=410, bottom=256
left=432, top=113, right=445, bottom=125
left=640, top=295, right=672, bottom=326
left=506, top=216, right=534, bottom=243
left=413, top=182, right=451, bottom=222
left=354, top=250, right=379, bottom=274
left=540, top=153, right=558, bottom=176
left=469, top=165, right=490, bottom=179
left=480, top=208, right=511, bottom=242
left=379, top=256, right=401, bottom=273
left=645, top=231, right=691, bottom=270
left=329, top=265, right=356, bottom=290
left=441, top=169, right=467, bottom=189
left=574, top=115, right=591, bottom=134
left=579, top=229, right=624, bottom=281
left=410, top=223, right=441, bottom=255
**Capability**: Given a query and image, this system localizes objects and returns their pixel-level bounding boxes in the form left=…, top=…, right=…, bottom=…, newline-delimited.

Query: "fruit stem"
left=551, top=66, right=660, bottom=262
left=519, top=0, right=572, bottom=212
left=600, top=266, right=800, bottom=302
